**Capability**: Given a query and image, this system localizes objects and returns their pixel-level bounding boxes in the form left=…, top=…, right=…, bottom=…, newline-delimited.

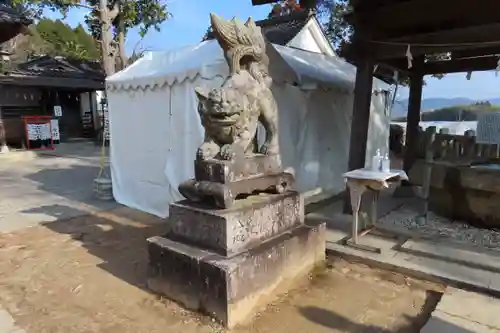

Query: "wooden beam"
left=403, top=56, right=424, bottom=176
left=351, top=0, right=500, bottom=39
left=361, top=22, right=500, bottom=60
left=347, top=0, right=400, bottom=15
left=389, top=22, right=500, bottom=45
left=452, top=46, right=500, bottom=59
left=379, top=56, right=499, bottom=75
left=423, top=56, right=499, bottom=75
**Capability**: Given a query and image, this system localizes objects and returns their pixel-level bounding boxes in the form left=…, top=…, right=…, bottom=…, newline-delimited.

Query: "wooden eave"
left=345, top=0, right=500, bottom=74
left=252, top=0, right=317, bottom=9
left=252, top=0, right=277, bottom=4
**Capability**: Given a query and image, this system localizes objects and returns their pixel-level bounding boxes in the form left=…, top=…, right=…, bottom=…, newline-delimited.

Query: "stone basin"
left=410, top=159, right=500, bottom=229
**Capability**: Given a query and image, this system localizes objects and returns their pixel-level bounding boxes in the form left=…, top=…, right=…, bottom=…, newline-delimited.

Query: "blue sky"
left=46, top=0, right=500, bottom=100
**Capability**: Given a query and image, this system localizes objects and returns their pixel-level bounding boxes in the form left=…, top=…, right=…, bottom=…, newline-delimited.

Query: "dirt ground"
left=0, top=207, right=444, bottom=333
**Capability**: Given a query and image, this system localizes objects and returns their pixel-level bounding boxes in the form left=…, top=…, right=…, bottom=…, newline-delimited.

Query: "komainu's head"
left=195, top=87, right=243, bottom=129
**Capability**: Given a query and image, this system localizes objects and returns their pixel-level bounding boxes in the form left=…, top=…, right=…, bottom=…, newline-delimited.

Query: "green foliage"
left=316, top=0, right=351, bottom=52
left=73, top=24, right=100, bottom=58
left=35, top=19, right=99, bottom=59
left=12, top=0, right=171, bottom=42
left=393, top=102, right=500, bottom=122
left=1, top=19, right=100, bottom=65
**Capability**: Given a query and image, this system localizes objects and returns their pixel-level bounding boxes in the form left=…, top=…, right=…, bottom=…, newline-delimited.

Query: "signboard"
left=51, top=119, right=60, bottom=143
left=23, top=116, right=55, bottom=151
left=476, top=112, right=500, bottom=144
left=53, top=105, right=62, bottom=117
left=27, top=123, right=51, bottom=141
left=103, top=108, right=110, bottom=141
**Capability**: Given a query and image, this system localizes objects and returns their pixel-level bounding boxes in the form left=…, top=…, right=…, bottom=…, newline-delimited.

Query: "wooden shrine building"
left=0, top=56, right=105, bottom=146
left=0, top=3, right=104, bottom=149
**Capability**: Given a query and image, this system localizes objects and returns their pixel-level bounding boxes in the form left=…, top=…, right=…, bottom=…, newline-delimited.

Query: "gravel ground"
left=379, top=205, right=500, bottom=251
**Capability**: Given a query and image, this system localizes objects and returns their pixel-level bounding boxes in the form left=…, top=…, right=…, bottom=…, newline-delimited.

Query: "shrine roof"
left=0, top=4, right=32, bottom=44
left=203, top=11, right=310, bottom=46
left=0, top=56, right=104, bottom=90
left=0, top=4, right=31, bottom=25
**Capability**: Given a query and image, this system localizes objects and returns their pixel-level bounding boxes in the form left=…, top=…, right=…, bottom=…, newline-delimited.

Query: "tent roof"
left=273, top=44, right=354, bottom=89
left=107, top=40, right=226, bottom=91
left=106, top=40, right=371, bottom=92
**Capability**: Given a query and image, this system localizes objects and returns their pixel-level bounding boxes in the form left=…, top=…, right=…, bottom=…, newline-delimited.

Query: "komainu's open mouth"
left=209, top=112, right=239, bottom=125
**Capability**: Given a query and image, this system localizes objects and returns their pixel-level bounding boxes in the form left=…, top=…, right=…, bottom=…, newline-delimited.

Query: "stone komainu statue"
left=178, top=13, right=293, bottom=209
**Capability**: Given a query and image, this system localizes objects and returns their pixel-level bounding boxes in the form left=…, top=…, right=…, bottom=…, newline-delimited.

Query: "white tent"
left=106, top=33, right=391, bottom=218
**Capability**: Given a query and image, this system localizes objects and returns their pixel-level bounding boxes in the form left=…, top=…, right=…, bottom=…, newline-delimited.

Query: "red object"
left=23, top=116, right=54, bottom=151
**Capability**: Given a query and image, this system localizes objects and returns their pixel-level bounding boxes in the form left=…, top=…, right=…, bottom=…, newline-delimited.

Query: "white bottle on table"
left=382, top=153, right=390, bottom=172
left=372, top=149, right=382, bottom=171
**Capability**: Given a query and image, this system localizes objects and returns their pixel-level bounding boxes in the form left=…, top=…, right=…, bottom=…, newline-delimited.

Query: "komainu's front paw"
left=196, top=148, right=208, bottom=160
left=260, top=142, right=278, bottom=155
left=219, top=144, right=235, bottom=160
left=196, top=142, right=219, bottom=161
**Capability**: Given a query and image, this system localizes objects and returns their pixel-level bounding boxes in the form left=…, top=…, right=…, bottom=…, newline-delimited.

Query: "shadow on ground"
left=40, top=204, right=168, bottom=292
left=299, top=290, right=472, bottom=333
left=36, top=142, right=108, bottom=160
left=24, top=165, right=118, bottom=211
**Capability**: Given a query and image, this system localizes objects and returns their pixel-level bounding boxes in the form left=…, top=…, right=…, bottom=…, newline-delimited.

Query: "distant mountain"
left=390, top=97, right=500, bottom=119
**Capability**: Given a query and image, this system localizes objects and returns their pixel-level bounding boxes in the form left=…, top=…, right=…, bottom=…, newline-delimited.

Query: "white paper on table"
left=343, top=168, right=408, bottom=182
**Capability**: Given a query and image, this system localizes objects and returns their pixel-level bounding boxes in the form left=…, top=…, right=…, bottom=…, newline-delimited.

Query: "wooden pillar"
left=402, top=56, right=424, bottom=178
left=343, top=60, right=374, bottom=213
left=0, top=106, right=5, bottom=148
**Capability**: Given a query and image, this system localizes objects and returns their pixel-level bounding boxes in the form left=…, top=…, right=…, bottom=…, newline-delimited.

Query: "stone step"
left=421, top=310, right=498, bottom=333
left=421, top=288, right=500, bottom=332
left=399, top=239, right=500, bottom=274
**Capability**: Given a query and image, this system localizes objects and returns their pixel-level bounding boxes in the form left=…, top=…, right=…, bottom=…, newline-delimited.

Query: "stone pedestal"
left=178, top=156, right=294, bottom=208
left=147, top=191, right=326, bottom=328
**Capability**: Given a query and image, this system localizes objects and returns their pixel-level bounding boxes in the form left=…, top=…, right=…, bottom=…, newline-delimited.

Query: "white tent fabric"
left=107, top=40, right=391, bottom=218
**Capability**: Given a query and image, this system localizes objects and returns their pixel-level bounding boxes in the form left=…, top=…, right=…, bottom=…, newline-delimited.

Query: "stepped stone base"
left=147, top=221, right=326, bottom=328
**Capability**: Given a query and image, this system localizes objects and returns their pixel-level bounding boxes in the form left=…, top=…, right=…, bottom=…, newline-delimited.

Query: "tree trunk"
left=117, top=12, right=127, bottom=70
left=99, top=0, right=115, bottom=76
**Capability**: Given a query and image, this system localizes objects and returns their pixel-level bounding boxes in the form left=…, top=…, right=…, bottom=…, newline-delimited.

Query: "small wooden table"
left=343, top=169, right=408, bottom=253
